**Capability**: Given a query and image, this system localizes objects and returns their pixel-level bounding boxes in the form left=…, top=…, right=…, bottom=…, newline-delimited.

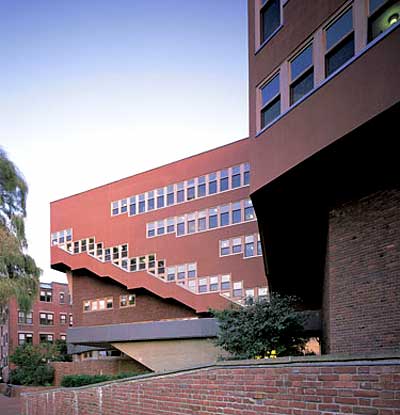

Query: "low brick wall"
left=22, top=355, right=400, bottom=415
left=51, top=358, right=148, bottom=386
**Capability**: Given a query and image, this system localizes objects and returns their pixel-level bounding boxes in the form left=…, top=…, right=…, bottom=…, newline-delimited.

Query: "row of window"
left=220, top=234, right=262, bottom=258
left=51, top=228, right=72, bottom=246
left=166, top=263, right=197, bottom=282
left=39, top=289, right=67, bottom=304
left=258, top=0, right=400, bottom=131
left=111, top=163, right=251, bottom=217
left=83, top=294, right=136, bottom=312
left=18, top=311, right=73, bottom=326
left=147, top=199, right=256, bottom=238
left=18, top=332, right=66, bottom=346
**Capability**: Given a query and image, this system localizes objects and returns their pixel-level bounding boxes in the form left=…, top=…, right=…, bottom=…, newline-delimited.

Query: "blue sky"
left=0, top=0, right=249, bottom=282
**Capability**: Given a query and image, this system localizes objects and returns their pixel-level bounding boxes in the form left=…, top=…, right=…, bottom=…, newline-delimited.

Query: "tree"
left=0, top=148, right=40, bottom=314
left=212, top=294, right=307, bottom=359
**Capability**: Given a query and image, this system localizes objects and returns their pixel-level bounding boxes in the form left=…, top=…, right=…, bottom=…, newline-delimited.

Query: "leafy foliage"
left=61, top=372, right=142, bottom=387
left=0, top=148, right=40, bottom=313
left=212, top=294, right=307, bottom=359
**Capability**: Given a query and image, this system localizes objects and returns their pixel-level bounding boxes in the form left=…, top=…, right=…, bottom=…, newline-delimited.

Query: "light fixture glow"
left=388, top=13, right=399, bottom=26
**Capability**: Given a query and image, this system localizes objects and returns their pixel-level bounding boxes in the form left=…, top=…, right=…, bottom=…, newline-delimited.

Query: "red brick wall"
left=72, top=274, right=197, bottom=327
left=51, top=359, right=149, bottom=386
left=324, top=188, right=400, bottom=354
left=22, top=359, right=400, bottom=415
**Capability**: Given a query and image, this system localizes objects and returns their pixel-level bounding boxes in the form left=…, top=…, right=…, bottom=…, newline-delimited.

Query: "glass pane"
left=326, top=35, right=354, bottom=77
left=261, top=0, right=281, bottom=43
left=291, top=44, right=313, bottom=80
left=261, top=97, right=280, bottom=128
left=261, top=74, right=280, bottom=106
left=368, top=1, right=400, bottom=41
left=290, top=69, right=314, bottom=105
left=370, top=0, right=387, bottom=13
left=326, top=9, right=353, bottom=50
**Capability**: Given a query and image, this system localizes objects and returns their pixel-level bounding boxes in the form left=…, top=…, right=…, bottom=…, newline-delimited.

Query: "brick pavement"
left=0, top=395, right=22, bottom=415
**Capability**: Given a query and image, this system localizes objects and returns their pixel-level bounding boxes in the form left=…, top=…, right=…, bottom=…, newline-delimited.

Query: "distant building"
left=50, top=139, right=268, bottom=371
left=0, top=281, right=73, bottom=381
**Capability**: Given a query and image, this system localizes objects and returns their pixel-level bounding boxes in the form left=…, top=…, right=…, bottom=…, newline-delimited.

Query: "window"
left=220, top=170, right=229, bottom=192
left=148, top=254, right=156, bottom=269
left=187, top=179, right=195, bottom=201
left=325, top=8, right=354, bottom=77
left=188, top=280, right=196, bottom=291
left=233, top=281, right=243, bottom=298
left=147, top=223, right=155, bottom=238
left=157, top=260, right=165, bottom=275
left=258, top=287, right=269, bottom=302
left=232, top=202, right=241, bottom=224
left=69, top=314, right=73, bottom=326
left=81, top=239, right=87, bottom=252
left=59, top=292, right=65, bottom=304
left=40, top=289, right=52, bottom=303
left=232, top=238, right=242, bottom=254
left=139, top=256, right=147, bottom=270
left=243, top=163, right=250, bottom=186
left=83, top=301, right=90, bottom=312
left=121, top=199, right=127, bottom=214
left=177, top=216, right=185, bottom=236
left=257, top=236, right=262, bottom=256
left=157, top=188, right=165, bottom=208
left=112, top=201, right=119, bottom=216
left=198, top=176, right=206, bottom=197
left=73, top=241, right=79, bottom=254
left=246, top=289, right=255, bottom=300
left=167, top=266, right=176, bottom=281
left=167, top=185, right=175, bottom=206
left=130, top=258, right=137, bottom=272
left=260, top=73, right=280, bottom=129
left=104, top=248, right=111, bottom=262
left=96, top=243, right=103, bottom=258
left=290, top=44, right=314, bottom=105
left=66, top=229, right=72, bottom=242
left=198, top=210, right=207, bottom=231
left=198, top=278, right=208, bottom=293
left=147, top=191, right=155, bottom=211
left=244, top=200, right=255, bottom=221
left=209, top=276, right=219, bottom=292
left=18, top=333, right=33, bottom=345
left=209, top=208, right=218, bottom=229
left=187, top=213, right=196, bottom=234
left=231, top=165, right=241, bottom=189
left=129, top=196, right=136, bottom=215
left=220, top=205, right=230, bottom=227
left=167, top=218, right=175, bottom=233
left=40, top=334, right=53, bottom=344
left=138, top=194, right=146, bottom=213
left=60, top=334, right=67, bottom=341
left=177, top=183, right=185, bottom=203
left=244, top=236, right=255, bottom=258
left=18, top=311, right=33, bottom=324
left=176, top=265, right=185, bottom=280
left=120, top=294, right=135, bottom=307
left=157, top=220, right=165, bottom=236
left=60, top=314, right=67, bottom=324
left=220, top=240, right=230, bottom=256
left=188, top=263, right=196, bottom=278
left=368, top=0, right=400, bottom=41
left=208, top=173, right=217, bottom=195
left=260, top=0, right=281, bottom=44
left=221, top=275, right=231, bottom=290
left=121, top=244, right=128, bottom=258
left=106, top=298, right=113, bottom=309
left=40, top=313, right=54, bottom=325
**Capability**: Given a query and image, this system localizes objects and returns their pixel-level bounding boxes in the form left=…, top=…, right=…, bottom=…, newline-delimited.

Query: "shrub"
left=9, top=363, right=54, bottom=386
left=61, top=372, right=141, bottom=387
left=212, top=293, right=307, bottom=359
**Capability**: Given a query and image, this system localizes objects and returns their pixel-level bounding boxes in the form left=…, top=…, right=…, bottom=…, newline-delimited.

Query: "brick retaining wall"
left=22, top=355, right=400, bottom=415
left=51, top=358, right=149, bottom=386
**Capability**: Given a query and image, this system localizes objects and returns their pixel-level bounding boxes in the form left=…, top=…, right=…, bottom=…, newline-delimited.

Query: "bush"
left=212, top=294, right=307, bottom=359
left=9, top=363, right=54, bottom=386
left=61, top=372, right=140, bottom=387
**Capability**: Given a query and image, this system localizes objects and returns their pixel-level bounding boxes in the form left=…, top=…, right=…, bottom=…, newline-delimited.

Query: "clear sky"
left=0, top=0, right=249, bottom=283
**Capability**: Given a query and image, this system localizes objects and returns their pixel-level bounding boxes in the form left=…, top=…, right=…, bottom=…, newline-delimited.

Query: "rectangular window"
left=83, top=301, right=90, bottom=311
left=120, top=199, right=127, bottom=214
left=220, top=240, right=230, bottom=256
left=121, top=244, right=128, bottom=258
left=325, top=8, right=354, bottom=77
left=60, top=314, right=67, bottom=324
left=66, top=229, right=72, bottom=242
left=232, top=238, right=242, bottom=254
left=167, top=218, right=175, bottom=233
left=232, top=202, right=242, bottom=224
left=73, top=241, right=79, bottom=254
left=198, top=278, right=208, bottom=293
left=104, top=248, right=111, bottom=262
left=260, top=73, right=280, bottom=129
left=187, top=179, right=196, bottom=201
left=233, top=281, right=243, bottom=298
left=187, top=213, right=196, bottom=234
left=60, top=334, right=67, bottom=341
left=368, top=0, right=400, bottom=41
left=106, top=298, right=113, bottom=309
left=209, top=208, right=218, bottom=229
left=231, top=165, right=241, bottom=189
left=157, top=188, right=165, bottom=208
left=81, top=239, right=87, bottom=252
left=220, top=169, right=229, bottom=192
left=139, top=256, right=146, bottom=270
left=157, top=260, right=165, bottom=275
left=221, top=275, right=231, bottom=290
left=147, top=191, right=155, bottom=211
left=148, top=254, right=156, bottom=269
left=257, top=236, right=262, bottom=256
left=177, top=216, right=185, bottom=236
left=177, top=265, right=186, bottom=280
left=209, top=276, right=219, bottom=292
left=260, top=0, right=281, bottom=44
left=40, top=290, right=52, bottom=303
left=177, top=183, right=185, bottom=203
left=167, top=266, right=176, bottom=281
left=40, top=334, right=53, bottom=344
left=187, top=263, right=196, bottom=278
left=198, top=176, right=206, bottom=197
left=59, top=292, right=65, bottom=304
left=220, top=205, right=230, bottom=227
left=69, top=314, right=73, bottom=326
left=188, top=280, right=196, bottom=291
left=147, top=223, right=155, bottom=238
left=244, top=235, right=255, bottom=258
left=243, top=163, right=250, bottom=185
left=157, top=220, right=165, bottom=236
left=18, top=333, right=33, bottom=345
left=130, top=258, right=137, bottom=272
left=198, top=210, right=207, bottom=231
left=258, top=287, right=269, bottom=302
left=290, top=44, right=314, bottom=105
left=129, top=196, right=137, bottom=215
left=112, top=201, right=119, bottom=216
left=167, top=185, right=175, bottom=206
left=40, top=313, right=54, bottom=325
left=208, top=173, right=217, bottom=195
left=138, top=194, right=146, bottom=213
left=18, top=311, right=32, bottom=324
left=244, top=200, right=255, bottom=221
left=120, top=294, right=135, bottom=307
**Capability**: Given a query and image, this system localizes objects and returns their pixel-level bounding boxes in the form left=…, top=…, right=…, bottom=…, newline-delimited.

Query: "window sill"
left=256, top=21, right=400, bottom=138
left=255, top=24, right=284, bottom=55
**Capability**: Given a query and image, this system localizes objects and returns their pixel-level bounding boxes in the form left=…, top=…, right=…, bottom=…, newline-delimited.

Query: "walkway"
left=0, top=395, right=22, bottom=415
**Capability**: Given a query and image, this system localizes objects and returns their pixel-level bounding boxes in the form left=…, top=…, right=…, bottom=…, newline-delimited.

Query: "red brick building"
left=50, top=139, right=269, bottom=371
left=0, top=281, right=73, bottom=381
left=248, top=0, right=400, bottom=353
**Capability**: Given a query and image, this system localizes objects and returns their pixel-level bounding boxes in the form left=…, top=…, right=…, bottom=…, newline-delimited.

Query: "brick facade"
left=325, top=188, right=400, bottom=354
left=72, top=273, right=197, bottom=327
left=22, top=358, right=400, bottom=415
left=51, top=359, right=149, bottom=386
